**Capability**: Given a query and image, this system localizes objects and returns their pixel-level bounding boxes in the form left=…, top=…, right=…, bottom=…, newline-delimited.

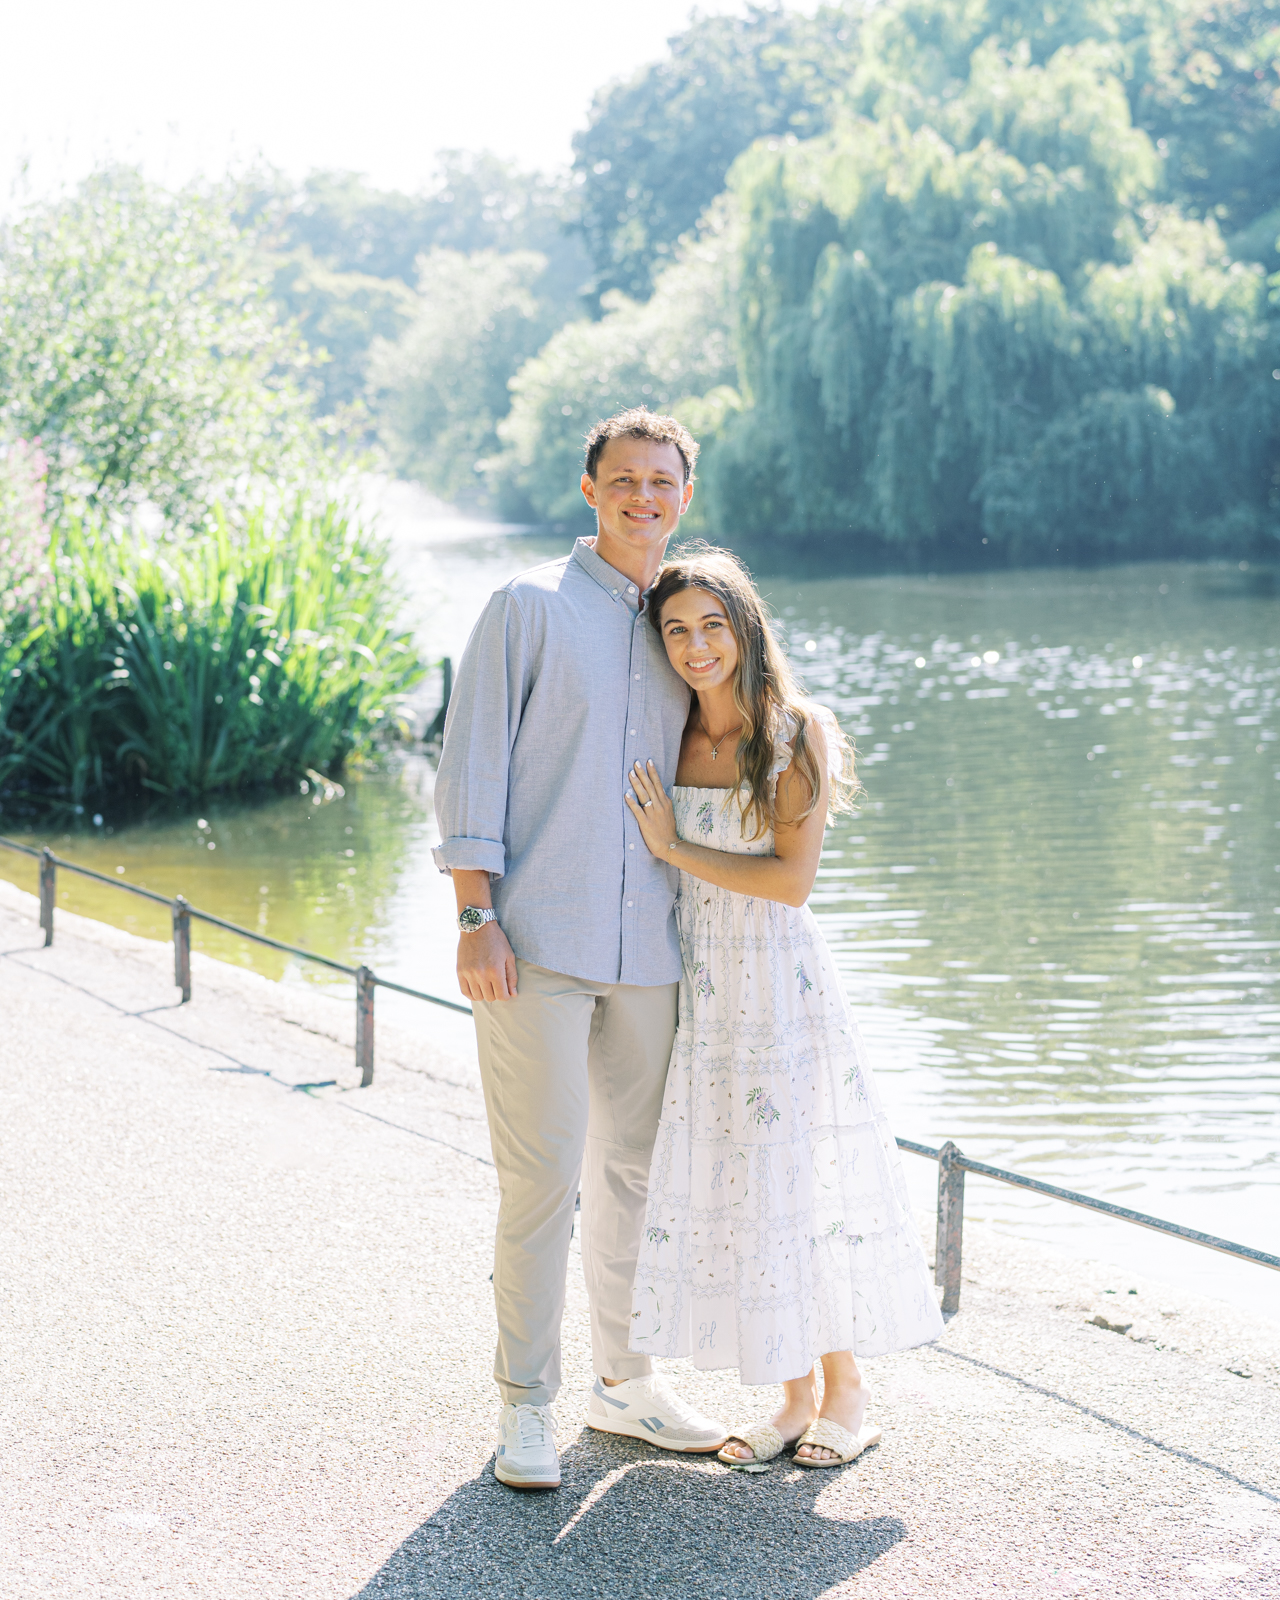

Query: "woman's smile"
left=678, top=644, right=731, bottom=687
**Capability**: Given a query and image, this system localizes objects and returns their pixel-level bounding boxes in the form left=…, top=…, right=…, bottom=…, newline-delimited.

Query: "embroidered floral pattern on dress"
left=629, top=706, right=944, bottom=1384
left=746, top=1087, right=781, bottom=1128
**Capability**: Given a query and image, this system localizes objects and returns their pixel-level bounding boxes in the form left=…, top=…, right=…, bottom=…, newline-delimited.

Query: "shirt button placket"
left=622, top=634, right=645, bottom=978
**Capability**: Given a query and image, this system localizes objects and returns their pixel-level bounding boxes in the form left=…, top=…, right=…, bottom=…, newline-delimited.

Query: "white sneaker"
left=494, top=1402, right=560, bottom=1490
left=586, top=1374, right=728, bottom=1453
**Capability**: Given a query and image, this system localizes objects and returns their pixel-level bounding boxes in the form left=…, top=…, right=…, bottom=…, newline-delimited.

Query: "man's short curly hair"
left=583, top=407, right=700, bottom=483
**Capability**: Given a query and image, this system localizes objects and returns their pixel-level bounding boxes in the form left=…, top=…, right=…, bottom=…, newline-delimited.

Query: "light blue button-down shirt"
left=432, top=537, right=691, bottom=986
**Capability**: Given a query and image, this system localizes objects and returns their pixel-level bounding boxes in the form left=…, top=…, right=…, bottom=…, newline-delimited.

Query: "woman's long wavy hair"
left=649, top=545, right=858, bottom=839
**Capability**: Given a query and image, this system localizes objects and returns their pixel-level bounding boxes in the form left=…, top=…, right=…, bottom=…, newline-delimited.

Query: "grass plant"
left=0, top=501, right=422, bottom=814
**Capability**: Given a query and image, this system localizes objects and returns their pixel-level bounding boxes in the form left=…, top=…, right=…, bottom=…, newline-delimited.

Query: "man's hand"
left=457, top=920, right=518, bottom=1002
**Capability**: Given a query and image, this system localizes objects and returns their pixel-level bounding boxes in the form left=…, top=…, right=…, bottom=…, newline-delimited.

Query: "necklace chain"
left=700, top=717, right=742, bottom=762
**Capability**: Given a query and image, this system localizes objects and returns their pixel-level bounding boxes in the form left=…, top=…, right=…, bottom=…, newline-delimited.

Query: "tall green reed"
left=0, top=501, right=423, bottom=812
left=0, top=616, right=49, bottom=794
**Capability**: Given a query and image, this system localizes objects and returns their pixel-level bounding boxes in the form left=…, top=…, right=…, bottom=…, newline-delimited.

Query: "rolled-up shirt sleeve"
left=431, top=589, right=529, bottom=877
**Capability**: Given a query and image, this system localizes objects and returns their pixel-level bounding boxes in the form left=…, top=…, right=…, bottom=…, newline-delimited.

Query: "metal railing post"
left=356, top=965, right=375, bottom=1087
left=172, top=896, right=192, bottom=1002
left=39, top=848, right=56, bottom=946
left=936, top=1139, right=965, bottom=1315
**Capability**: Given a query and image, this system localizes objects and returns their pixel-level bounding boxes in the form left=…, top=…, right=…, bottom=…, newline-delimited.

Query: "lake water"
left=5, top=492, right=1277, bottom=1318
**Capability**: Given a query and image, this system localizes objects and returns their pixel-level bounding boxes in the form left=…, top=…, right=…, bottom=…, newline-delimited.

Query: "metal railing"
left=5, top=831, right=1277, bottom=1311
left=896, top=1137, right=1280, bottom=1313
left=0, top=835, right=471, bottom=1087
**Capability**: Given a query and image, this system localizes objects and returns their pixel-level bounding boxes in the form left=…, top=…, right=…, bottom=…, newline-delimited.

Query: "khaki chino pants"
left=473, top=959, right=677, bottom=1406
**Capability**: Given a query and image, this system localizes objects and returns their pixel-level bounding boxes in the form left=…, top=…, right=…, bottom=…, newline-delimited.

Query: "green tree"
left=0, top=168, right=328, bottom=525
left=696, top=6, right=1279, bottom=561
left=572, top=4, right=860, bottom=301
left=845, top=0, right=1280, bottom=256
left=497, top=197, right=742, bottom=521
left=369, top=248, right=559, bottom=508
left=1136, top=0, right=1280, bottom=256
left=269, top=258, right=416, bottom=415
left=250, top=155, right=591, bottom=418
left=261, top=153, right=585, bottom=281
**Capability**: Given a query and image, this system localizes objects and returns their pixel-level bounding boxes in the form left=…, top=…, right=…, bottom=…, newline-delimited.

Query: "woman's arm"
left=624, top=719, right=830, bottom=910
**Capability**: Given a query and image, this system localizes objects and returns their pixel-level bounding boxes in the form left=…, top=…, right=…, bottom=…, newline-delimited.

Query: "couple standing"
left=433, top=408, right=942, bottom=1488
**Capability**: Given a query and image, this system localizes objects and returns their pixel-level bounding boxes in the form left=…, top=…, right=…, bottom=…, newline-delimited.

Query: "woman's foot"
left=720, top=1377, right=818, bottom=1462
left=796, top=1360, right=870, bottom=1463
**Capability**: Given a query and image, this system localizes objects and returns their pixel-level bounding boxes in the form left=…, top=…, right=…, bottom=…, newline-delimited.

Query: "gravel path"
left=1, top=877, right=1277, bottom=1599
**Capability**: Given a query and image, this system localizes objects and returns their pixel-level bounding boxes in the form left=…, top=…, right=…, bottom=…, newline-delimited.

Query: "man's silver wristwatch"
left=458, top=905, right=498, bottom=934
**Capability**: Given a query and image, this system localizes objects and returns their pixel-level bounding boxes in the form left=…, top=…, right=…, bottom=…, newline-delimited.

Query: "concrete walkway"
left=1, top=877, right=1277, bottom=1599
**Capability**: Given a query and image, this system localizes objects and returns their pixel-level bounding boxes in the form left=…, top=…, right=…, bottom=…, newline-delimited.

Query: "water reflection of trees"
left=0, top=757, right=433, bottom=985
left=790, top=567, right=1277, bottom=1187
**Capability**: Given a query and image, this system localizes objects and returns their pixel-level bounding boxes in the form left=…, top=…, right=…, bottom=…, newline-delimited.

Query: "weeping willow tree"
left=696, top=0, right=1280, bottom=562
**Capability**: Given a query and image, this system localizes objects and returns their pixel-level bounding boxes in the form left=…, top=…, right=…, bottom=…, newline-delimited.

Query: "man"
left=432, top=408, right=729, bottom=1490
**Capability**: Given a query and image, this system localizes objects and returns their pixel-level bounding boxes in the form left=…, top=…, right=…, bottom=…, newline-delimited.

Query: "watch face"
left=459, top=906, right=485, bottom=932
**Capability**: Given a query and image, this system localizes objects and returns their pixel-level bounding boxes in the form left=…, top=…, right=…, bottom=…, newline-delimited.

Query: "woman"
left=624, top=547, right=943, bottom=1468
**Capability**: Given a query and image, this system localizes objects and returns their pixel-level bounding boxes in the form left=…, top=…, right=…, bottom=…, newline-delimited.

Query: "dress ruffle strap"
left=767, top=706, right=844, bottom=799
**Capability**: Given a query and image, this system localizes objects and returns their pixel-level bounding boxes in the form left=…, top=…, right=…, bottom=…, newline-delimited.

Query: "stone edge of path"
left=946, top=1220, right=1280, bottom=1391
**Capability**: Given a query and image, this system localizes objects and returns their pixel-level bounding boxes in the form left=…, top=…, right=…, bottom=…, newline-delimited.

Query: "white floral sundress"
left=629, top=710, right=944, bottom=1385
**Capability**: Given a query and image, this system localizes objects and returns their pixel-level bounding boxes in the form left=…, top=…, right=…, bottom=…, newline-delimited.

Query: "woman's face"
left=659, top=586, right=740, bottom=694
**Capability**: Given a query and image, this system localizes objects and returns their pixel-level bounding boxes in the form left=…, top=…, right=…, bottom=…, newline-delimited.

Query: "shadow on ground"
left=354, top=1432, right=905, bottom=1599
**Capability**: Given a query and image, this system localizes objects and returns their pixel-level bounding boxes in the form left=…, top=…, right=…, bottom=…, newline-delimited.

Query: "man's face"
left=581, top=438, right=693, bottom=562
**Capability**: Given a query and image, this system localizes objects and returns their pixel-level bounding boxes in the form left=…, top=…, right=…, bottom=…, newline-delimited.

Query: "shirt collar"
left=571, top=537, right=646, bottom=613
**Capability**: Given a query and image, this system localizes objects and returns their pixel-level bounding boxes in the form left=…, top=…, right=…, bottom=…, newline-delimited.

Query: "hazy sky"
left=2, top=0, right=754, bottom=206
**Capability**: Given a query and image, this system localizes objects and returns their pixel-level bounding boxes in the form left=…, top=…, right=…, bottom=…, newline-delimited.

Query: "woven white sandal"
left=717, top=1421, right=789, bottom=1466
left=793, top=1416, right=883, bottom=1468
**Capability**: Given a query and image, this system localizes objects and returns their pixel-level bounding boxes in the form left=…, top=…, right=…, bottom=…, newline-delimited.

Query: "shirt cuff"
left=431, top=837, right=506, bottom=877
